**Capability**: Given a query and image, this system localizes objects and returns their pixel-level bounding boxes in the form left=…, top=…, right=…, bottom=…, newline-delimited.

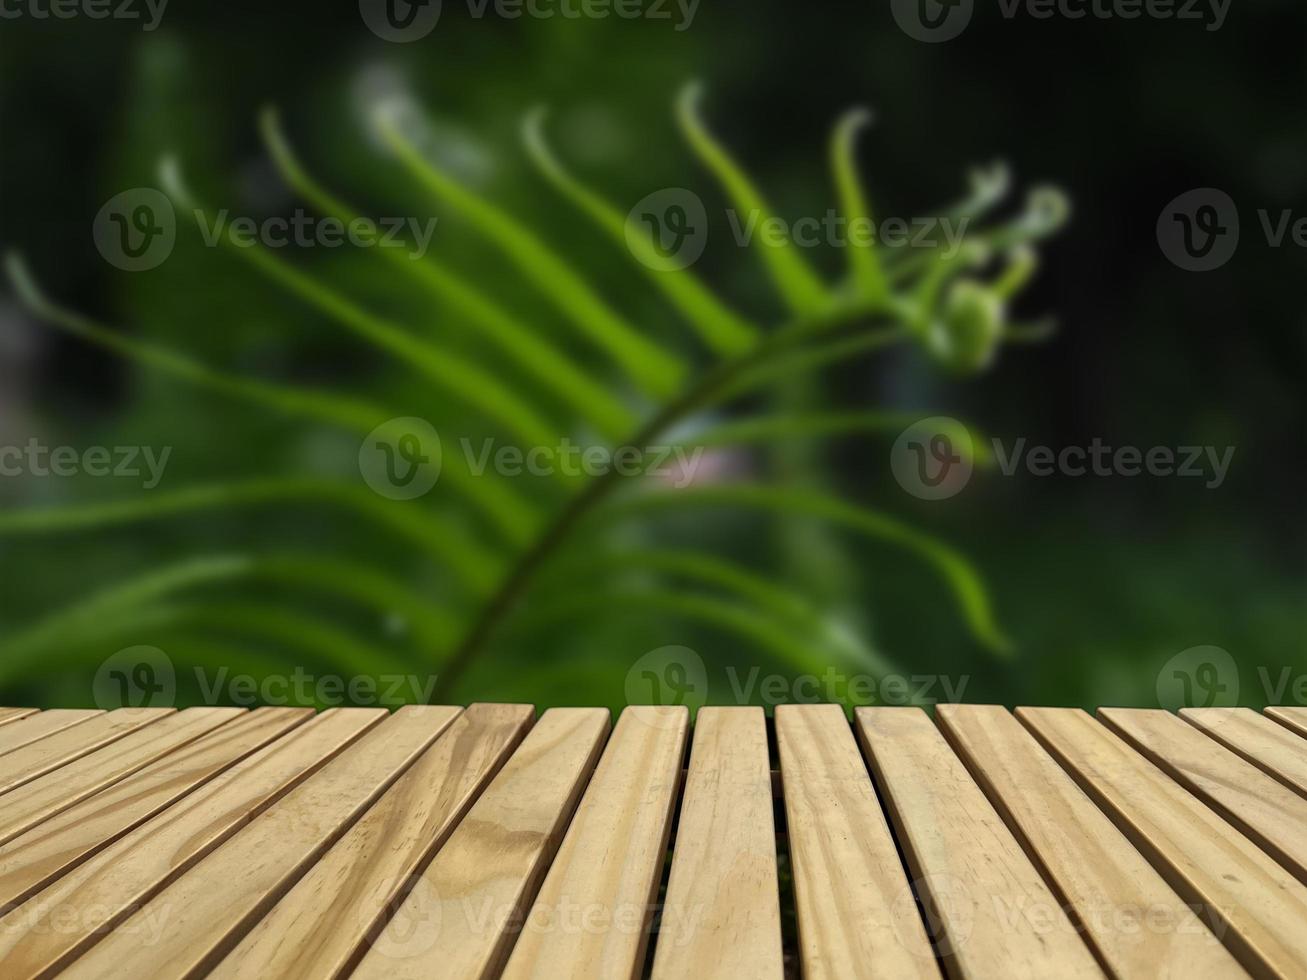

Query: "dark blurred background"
left=1, top=0, right=1303, bottom=710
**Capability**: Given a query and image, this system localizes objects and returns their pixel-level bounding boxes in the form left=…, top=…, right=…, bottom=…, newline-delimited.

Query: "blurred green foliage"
left=0, top=0, right=1302, bottom=711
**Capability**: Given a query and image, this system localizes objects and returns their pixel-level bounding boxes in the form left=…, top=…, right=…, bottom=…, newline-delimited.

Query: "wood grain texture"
left=937, top=704, right=1243, bottom=979
left=857, top=707, right=1102, bottom=979
left=650, top=706, right=783, bottom=980
left=1100, top=708, right=1307, bottom=883
left=0, top=707, right=244, bottom=848
left=0, top=708, right=173, bottom=795
left=57, top=705, right=463, bottom=980
left=500, top=705, right=688, bottom=980
left=209, top=703, right=534, bottom=980
left=0, top=707, right=385, bottom=979
left=1181, top=708, right=1307, bottom=800
left=1265, top=707, right=1307, bottom=739
left=0, top=709, right=38, bottom=729
left=0, top=710, right=102, bottom=758
left=0, top=707, right=311, bottom=914
left=1020, top=706, right=1307, bottom=979
left=776, top=704, right=937, bottom=980
left=352, top=707, right=610, bottom=980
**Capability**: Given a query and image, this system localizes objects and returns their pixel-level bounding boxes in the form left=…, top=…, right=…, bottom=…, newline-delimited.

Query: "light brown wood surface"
left=209, top=703, right=533, bottom=980
left=857, top=707, right=1102, bottom=979
left=937, top=704, right=1243, bottom=979
left=0, top=708, right=39, bottom=729
left=0, top=707, right=243, bottom=848
left=777, top=704, right=937, bottom=980
left=0, top=708, right=173, bottom=796
left=0, top=707, right=311, bottom=914
left=1020, top=706, right=1307, bottom=978
left=0, top=700, right=1301, bottom=979
left=1265, top=706, right=1307, bottom=739
left=650, top=706, right=783, bottom=980
left=1181, top=708, right=1307, bottom=799
left=1100, top=707, right=1307, bottom=883
left=499, top=705, right=688, bottom=980
left=57, top=705, right=462, bottom=980
left=0, top=707, right=385, bottom=979
left=352, top=707, right=610, bottom=980
left=0, top=710, right=104, bottom=759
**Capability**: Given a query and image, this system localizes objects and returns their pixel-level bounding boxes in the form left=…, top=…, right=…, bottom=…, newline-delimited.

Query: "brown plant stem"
left=431, top=314, right=903, bottom=699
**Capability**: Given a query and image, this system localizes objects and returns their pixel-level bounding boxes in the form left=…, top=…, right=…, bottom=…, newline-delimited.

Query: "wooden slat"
left=351, top=707, right=610, bottom=980
left=58, top=705, right=463, bottom=980
left=775, top=704, right=936, bottom=980
left=499, top=705, right=688, bottom=980
left=649, top=706, right=783, bottom=980
left=0, top=707, right=311, bottom=913
left=937, top=705, right=1243, bottom=979
left=1266, top=706, right=1307, bottom=739
left=0, top=707, right=386, bottom=979
left=0, top=709, right=102, bottom=757
left=1182, top=708, right=1307, bottom=800
left=0, top=708, right=173, bottom=795
left=1100, top=708, right=1307, bottom=884
left=0, top=707, right=244, bottom=847
left=857, top=707, right=1101, bottom=978
left=1020, top=706, right=1307, bottom=978
left=0, top=709, right=38, bottom=728
left=209, top=703, right=534, bottom=980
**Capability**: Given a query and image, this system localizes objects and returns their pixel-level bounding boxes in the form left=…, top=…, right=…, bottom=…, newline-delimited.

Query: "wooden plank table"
left=0, top=703, right=1302, bottom=978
